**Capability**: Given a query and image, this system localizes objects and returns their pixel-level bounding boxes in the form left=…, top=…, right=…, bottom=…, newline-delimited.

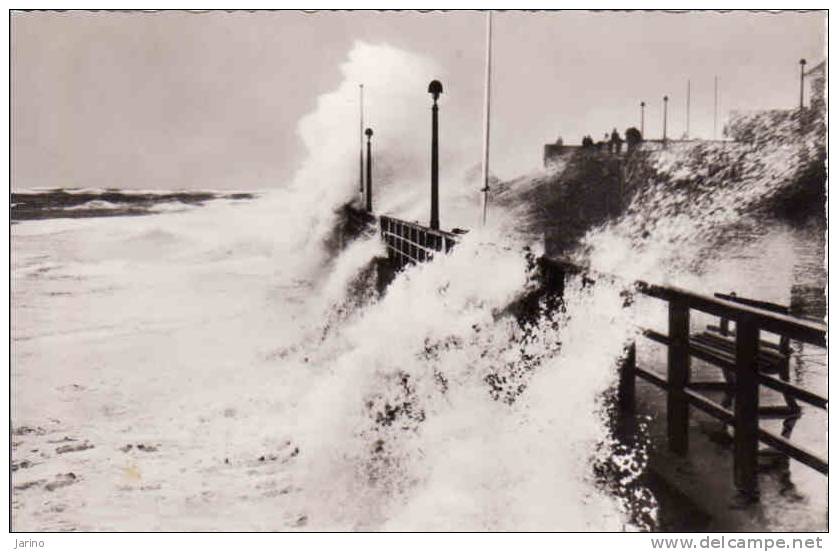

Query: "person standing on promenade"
left=610, top=128, right=623, bottom=154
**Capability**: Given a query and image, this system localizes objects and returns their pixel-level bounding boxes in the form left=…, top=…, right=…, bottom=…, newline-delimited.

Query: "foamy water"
left=10, top=41, right=641, bottom=531
left=11, top=187, right=644, bottom=530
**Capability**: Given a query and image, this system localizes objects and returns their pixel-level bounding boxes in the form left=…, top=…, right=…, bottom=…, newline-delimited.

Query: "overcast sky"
left=11, top=10, right=826, bottom=190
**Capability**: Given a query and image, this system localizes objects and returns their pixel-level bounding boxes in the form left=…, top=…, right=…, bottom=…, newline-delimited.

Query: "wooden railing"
left=379, top=215, right=460, bottom=269
left=370, top=220, right=827, bottom=495
left=540, top=258, right=828, bottom=496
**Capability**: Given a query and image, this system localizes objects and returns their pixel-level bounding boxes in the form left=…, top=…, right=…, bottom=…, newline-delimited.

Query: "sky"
left=11, top=10, right=826, bottom=190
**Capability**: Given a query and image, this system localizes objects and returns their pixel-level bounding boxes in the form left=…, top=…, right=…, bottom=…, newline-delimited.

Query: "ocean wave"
left=10, top=188, right=258, bottom=221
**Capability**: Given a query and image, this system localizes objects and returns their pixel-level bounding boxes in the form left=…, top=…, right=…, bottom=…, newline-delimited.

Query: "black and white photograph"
left=7, top=5, right=830, bottom=540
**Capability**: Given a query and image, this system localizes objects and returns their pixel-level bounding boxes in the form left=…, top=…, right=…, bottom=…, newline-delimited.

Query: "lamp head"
left=428, top=80, right=443, bottom=101
left=365, top=128, right=373, bottom=137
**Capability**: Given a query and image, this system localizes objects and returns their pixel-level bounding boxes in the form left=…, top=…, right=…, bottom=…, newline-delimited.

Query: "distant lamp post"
left=686, top=79, right=691, bottom=139
left=365, top=128, right=373, bottom=213
left=799, top=58, right=807, bottom=110
left=428, top=79, right=443, bottom=230
left=662, top=95, right=669, bottom=142
left=359, top=84, right=365, bottom=196
left=713, top=76, right=719, bottom=140
left=640, top=101, right=646, bottom=137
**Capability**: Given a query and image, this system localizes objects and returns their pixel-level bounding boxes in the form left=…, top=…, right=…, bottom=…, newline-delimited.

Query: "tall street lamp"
left=428, top=80, right=443, bottom=230
left=799, top=58, right=807, bottom=110
left=365, top=127, right=373, bottom=213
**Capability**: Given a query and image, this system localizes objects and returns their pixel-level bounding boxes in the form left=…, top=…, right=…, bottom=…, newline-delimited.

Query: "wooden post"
left=618, top=342, right=636, bottom=413
left=720, top=291, right=735, bottom=336
left=667, top=299, right=690, bottom=454
left=778, top=332, right=797, bottom=413
left=734, top=314, right=760, bottom=496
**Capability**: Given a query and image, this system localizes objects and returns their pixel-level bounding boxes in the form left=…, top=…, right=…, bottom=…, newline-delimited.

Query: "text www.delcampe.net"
left=650, top=537, right=825, bottom=551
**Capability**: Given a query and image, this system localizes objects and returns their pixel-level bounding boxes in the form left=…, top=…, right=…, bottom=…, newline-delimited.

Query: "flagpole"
left=359, top=84, right=365, bottom=196
left=480, top=11, right=493, bottom=227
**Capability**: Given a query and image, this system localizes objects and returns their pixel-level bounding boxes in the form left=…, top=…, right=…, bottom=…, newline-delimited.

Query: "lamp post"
left=799, top=58, right=807, bottom=110
left=359, top=84, right=364, bottom=196
left=640, top=101, right=646, bottom=137
left=686, top=79, right=691, bottom=139
left=365, top=128, right=373, bottom=213
left=428, top=79, right=443, bottom=230
left=663, top=95, right=669, bottom=142
left=713, top=76, right=720, bottom=140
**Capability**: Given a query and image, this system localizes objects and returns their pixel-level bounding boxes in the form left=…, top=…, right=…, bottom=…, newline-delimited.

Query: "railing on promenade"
left=539, top=258, right=828, bottom=496
left=379, top=215, right=460, bottom=270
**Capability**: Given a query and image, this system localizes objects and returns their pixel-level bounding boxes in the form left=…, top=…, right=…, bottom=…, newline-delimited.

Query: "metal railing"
left=379, top=215, right=459, bottom=270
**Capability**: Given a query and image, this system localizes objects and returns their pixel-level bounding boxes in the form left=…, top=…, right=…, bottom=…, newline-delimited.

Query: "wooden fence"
left=541, top=258, right=828, bottom=496
left=370, top=217, right=828, bottom=495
